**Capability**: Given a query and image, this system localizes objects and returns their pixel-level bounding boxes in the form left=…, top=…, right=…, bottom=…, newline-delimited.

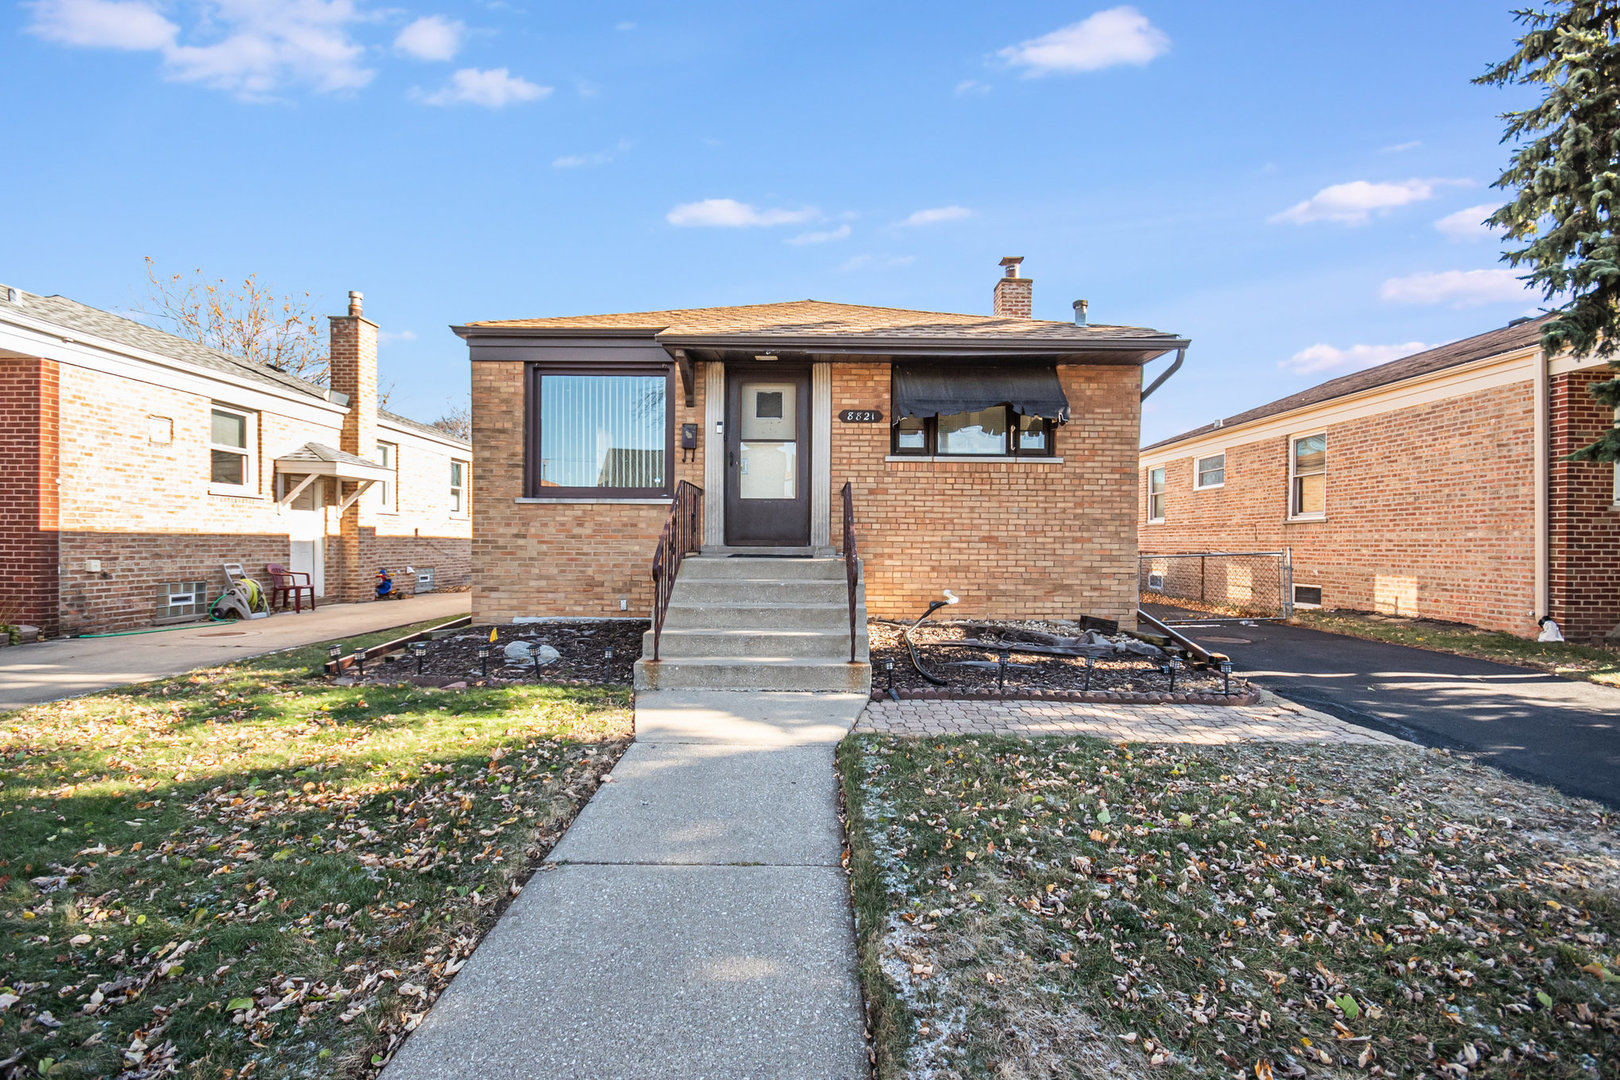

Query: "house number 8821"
left=838, top=410, right=883, bottom=423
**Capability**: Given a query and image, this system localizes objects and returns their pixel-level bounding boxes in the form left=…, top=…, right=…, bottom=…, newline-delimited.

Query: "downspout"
left=1140, top=347, right=1186, bottom=401
left=1533, top=346, right=1550, bottom=622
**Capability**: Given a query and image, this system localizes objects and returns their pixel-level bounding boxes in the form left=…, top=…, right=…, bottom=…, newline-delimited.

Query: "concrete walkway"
left=856, top=691, right=1409, bottom=745
left=383, top=690, right=869, bottom=1080
left=0, top=592, right=469, bottom=711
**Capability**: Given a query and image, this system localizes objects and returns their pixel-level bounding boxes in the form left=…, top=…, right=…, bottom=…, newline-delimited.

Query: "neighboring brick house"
left=458, top=258, right=1188, bottom=626
left=0, top=285, right=471, bottom=636
left=1138, top=316, right=1620, bottom=641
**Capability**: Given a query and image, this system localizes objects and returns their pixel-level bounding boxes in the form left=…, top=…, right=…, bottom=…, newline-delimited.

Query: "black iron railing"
left=650, top=481, right=703, bottom=661
left=841, top=481, right=859, bottom=663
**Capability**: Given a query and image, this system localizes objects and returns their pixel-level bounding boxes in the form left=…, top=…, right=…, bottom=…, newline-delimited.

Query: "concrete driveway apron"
left=382, top=690, right=869, bottom=1080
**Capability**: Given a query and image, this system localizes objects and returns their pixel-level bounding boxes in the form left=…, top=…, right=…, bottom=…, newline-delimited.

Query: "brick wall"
left=470, top=357, right=1143, bottom=626
left=361, top=421, right=472, bottom=592
left=832, top=361, right=1141, bottom=623
left=470, top=361, right=705, bottom=622
left=0, top=357, right=60, bottom=635
left=329, top=305, right=380, bottom=603
left=1548, top=368, right=1620, bottom=641
left=1139, top=378, right=1539, bottom=635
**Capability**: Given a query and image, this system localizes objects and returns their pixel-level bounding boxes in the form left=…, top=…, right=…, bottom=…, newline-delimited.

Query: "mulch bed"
left=344, top=621, right=647, bottom=687
left=870, top=619, right=1251, bottom=703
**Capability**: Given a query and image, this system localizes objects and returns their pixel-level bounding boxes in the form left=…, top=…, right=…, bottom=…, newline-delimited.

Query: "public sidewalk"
left=0, top=592, right=469, bottom=711
left=382, top=690, right=869, bottom=1080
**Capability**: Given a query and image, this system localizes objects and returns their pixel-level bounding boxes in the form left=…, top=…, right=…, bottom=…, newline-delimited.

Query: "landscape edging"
left=870, top=687, right=1261, bottom=706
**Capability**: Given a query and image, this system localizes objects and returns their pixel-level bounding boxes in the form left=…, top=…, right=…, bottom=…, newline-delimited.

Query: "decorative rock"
left=504, top=640, right=560, bottom=664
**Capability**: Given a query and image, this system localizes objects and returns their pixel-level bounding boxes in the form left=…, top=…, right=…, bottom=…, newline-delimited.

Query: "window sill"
left=1286, top=514, right=1326, bottom=524
left=515, top=497, right=673, bottom=505
left=885, top=455, right=1063, bottom=464
left=209, top=487, right=263, bottom=499
left=1193, top=483, right=1225, bottom=492
left=1146, top=518, right=1166, bottom=526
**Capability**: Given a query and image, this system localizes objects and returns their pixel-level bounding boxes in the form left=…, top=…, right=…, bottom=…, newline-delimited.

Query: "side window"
left=209, top=405, right=255, bottom=493
left=1147, top=466, right=1166, bottom=522
left=450, top=459, right=468, bottom=515
left=1290, top=434, right=1326, bottom=518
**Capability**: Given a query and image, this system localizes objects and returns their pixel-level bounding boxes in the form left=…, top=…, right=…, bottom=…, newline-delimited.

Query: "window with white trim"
left=1147, top=466, right=1166, bottom=522
left=209, top=405, right=256, bottom=493
left=1289, top=433, right=1326, bottom=518
left=450, top=459, right=468, bottom=515
left=1194, top=452, right=1226, bottom=490
left=374, top=441, right=397, bottom=511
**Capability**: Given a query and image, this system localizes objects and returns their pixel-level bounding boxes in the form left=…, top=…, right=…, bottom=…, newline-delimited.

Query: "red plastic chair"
left=266, top=563, right=316, bottom=613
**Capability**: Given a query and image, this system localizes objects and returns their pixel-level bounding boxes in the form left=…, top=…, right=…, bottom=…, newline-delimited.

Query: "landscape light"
left=604, top=646, right=614, bottom=682
left=997, top=648, right=1010, bottom=694
left=1083, top=654, right=1094, bottom=692
left=1159, top=660, right=1176, bottom=694
left=328, top=643, right=343, bottom=662
left=410, top=640, right=428, bottom=675
left=476, top=644, right=490, bottom=679
left=355, top=648, right=366, bottom=678
left=1219, top=659, right=1233, bottom=696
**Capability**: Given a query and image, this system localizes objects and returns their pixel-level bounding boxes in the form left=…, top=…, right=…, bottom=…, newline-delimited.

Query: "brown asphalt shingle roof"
left=1142, top=315, right=1554, bottom=452
left=468, top=299, right=1175, bottom=342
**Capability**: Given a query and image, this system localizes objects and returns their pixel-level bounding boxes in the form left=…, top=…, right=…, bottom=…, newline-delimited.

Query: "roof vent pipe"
left=1072, top=299, right=1088, bottom=326
left=5, top=287, right=19, bottom=303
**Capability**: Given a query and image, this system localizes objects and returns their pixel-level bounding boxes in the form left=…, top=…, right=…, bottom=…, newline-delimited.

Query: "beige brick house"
left=0, top=285, right=471, bottom=636
left=1138, top=317, right=1620, bottom=642
left=459, top=258, right=1188, bottom=638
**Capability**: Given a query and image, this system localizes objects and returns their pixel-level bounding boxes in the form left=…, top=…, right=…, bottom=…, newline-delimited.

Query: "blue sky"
left=1, top=2, right=1544, bottom=443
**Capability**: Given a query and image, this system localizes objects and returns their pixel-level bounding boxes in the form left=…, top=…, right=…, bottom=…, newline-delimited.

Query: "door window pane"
left=894, top=417, right=926, bottom=452
left=1018, top=415, right=1050, bottom=453
left=937, top=406, right=1009, bottom=455
left=539, top=374, right=667, bottom=490
left=738, top=380, right=797, bottom=499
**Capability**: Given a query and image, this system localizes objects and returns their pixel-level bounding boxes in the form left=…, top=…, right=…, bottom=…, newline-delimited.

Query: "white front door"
left=286, top=479, right=325, bottom=596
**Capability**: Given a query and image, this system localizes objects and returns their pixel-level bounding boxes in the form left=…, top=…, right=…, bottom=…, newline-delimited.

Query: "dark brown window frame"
left=890, top=404, right=1059, bottom=458
left=523, top=362, right=676, bottom=499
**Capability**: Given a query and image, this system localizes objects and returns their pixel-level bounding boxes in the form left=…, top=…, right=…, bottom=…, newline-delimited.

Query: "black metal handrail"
left=650, top=480, right=703, bottom=661
left=841, top=481, right=859, bottom=663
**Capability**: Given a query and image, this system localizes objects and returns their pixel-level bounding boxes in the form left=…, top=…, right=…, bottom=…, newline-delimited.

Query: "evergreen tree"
left=1478, top=2, right=1620, bottom=461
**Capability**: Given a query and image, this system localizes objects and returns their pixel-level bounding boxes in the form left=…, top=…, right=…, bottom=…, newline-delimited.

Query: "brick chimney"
left=327, top=290, right=379, bottom=603
left=992, top=256, right=1032, bottom=318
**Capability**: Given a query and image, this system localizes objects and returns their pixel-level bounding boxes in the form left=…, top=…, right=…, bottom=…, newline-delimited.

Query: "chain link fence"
left=1139, top=550, right=1293, bottom=624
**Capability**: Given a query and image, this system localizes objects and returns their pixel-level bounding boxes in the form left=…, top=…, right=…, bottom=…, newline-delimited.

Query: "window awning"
left=891, top=363, right=1069, bottom=423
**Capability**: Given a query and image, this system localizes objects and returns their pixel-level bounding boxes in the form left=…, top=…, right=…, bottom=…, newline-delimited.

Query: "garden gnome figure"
left=1536, top=615, right=1564, bottom=643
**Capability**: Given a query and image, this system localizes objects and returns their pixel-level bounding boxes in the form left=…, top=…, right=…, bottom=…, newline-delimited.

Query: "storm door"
left=723, top=366, right=811, bottom=546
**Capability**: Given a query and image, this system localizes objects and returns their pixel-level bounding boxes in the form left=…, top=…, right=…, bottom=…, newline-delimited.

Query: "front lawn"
left=0, top=625, right=633, bottom=1079
left=1293, top=610, right=1620, bottom=688
left=841, top=735, right=1620, bottom=1079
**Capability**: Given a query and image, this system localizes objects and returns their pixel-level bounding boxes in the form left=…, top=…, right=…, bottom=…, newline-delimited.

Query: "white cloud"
left=552, top=140, right=630, bottom=168
left=26, top=0, right=376, bottom=98
left=378, top=329, right=418, bottom=344
left=1379, top=140, right=1423, bottom=154
left=839, top=254, right=915, bottom=272
left=786, top=224, right=851, bottom=245
left=1270, top=178, right=1465, bottom=226
left=897, top=205, right=972, bottom=227
left=1380, top=269, right=1532, bottom=308
left=1280, top=341, right=1431, bottom=375
left=666, top=198, right=816, bottom=227
left=999, top=6, right=1169, bottom=76
left=954, top=78, right=991, bottom=95
left=419, top=67, right=550, bottom=107
left=1434, top=203, right=1500, bottom=242
left=395, top=15, right=463, bottom=61
left=25, top=0, right=176, bottom=50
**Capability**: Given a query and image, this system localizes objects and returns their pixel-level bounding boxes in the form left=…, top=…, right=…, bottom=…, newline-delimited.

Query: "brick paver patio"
left=854, top=694, right=1408, bottom=745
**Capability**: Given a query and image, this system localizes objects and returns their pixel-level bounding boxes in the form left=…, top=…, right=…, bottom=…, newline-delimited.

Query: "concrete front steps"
left=634, top=556, right=871, bottom=693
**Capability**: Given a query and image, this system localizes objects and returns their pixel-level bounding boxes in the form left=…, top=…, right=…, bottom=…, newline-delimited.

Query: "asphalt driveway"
left=1177, top=620, right=1620, bottom=808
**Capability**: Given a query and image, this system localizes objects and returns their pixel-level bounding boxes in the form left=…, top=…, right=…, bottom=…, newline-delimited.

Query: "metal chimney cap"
left=347, top=290, right=364, bottom=317
left=1072, top=299, right=1089, bottom=326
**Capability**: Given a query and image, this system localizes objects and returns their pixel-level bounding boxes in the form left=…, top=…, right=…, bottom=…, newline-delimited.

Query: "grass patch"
left=1294, top=610, right=1620, bottom=688
left=0, top=632, right=632, bottom=1078
left=840, top=734, right=1620, bottom=1079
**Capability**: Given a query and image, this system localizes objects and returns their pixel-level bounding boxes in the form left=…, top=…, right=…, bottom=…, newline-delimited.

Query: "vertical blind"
left=539, top=374, right=667, bottom=489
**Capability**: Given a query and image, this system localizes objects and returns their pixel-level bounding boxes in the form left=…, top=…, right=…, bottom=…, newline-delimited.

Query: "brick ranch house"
left=1138, top=315, right=1620, bottom=642
left=0, top=285, right=471, bottom=636
left=458, top=258, right=1188, bottom=636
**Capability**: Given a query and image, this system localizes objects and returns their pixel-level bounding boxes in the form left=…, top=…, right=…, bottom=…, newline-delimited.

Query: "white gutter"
left=1533, top=346, right=1550, bottom=620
